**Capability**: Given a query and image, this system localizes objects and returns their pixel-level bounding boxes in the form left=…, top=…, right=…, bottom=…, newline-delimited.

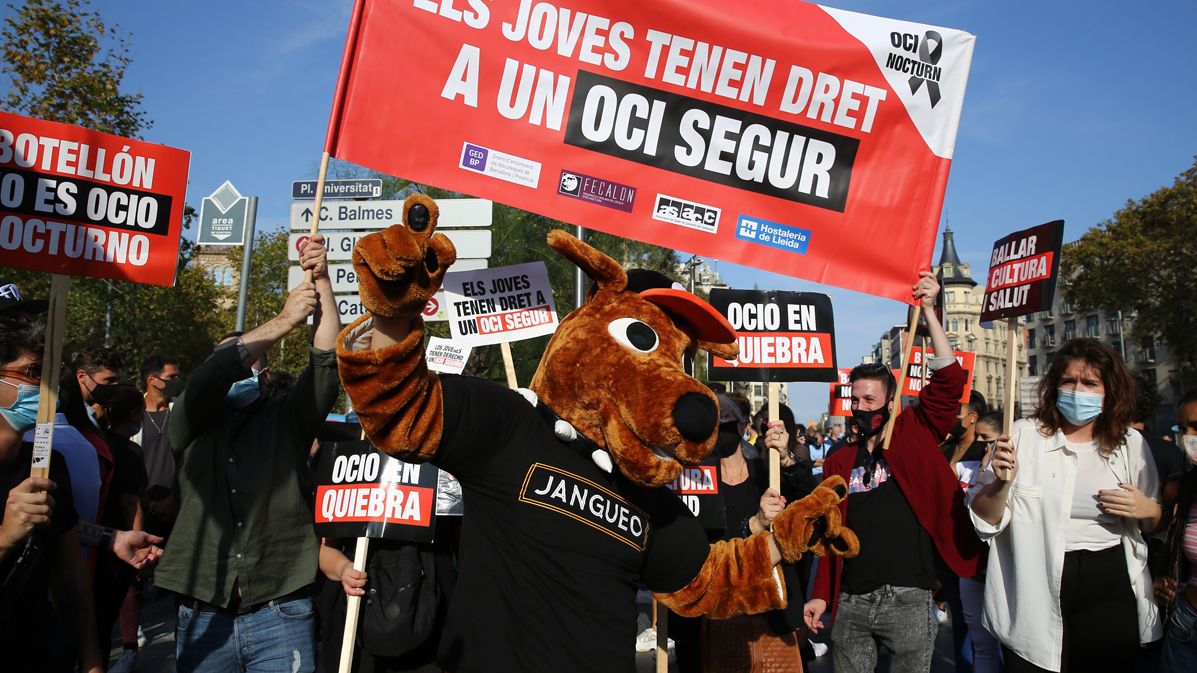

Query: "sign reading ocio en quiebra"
left=313, top=440, right=439, bottom=541
left=707, top=289, right=838, bottom=383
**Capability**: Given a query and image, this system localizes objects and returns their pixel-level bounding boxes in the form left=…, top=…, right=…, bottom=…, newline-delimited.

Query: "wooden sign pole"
left=29, top=274, right=70, bottom=480
left=997, top=317, right=1019, bottom=480
left=337, top=536, right=370, bottom=673
left=500, top=342, right=519, bottom=389
left=768, top=382, right=781, bottom=492
left=303, top=151, right=332, bottom=283
left=881, top=306, right=922, bottom=450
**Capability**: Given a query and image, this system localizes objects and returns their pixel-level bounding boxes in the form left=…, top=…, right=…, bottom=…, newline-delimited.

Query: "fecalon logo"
left=884, top=30, right=944, bottom=107
left=557, top=170, right=636, bottom=212
left=652, top=194, right=720, bottom=234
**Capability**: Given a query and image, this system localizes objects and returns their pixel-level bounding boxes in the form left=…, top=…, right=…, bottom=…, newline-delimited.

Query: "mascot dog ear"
left=546, top=229, right=627, bottom=294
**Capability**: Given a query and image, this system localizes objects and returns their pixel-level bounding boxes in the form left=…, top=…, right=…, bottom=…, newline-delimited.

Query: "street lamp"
left=684, top=255, right=704, bottom=293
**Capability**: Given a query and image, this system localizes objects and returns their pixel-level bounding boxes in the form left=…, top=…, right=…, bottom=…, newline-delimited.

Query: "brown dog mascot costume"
left=336, top=195, right=859, bottom=673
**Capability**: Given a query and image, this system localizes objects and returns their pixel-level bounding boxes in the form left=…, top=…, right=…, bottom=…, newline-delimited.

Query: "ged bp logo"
left=557, top=169, right=636, bottom=213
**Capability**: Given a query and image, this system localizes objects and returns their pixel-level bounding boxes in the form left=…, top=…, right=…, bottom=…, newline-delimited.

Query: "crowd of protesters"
left=2, top=241, right=1196, bottom=673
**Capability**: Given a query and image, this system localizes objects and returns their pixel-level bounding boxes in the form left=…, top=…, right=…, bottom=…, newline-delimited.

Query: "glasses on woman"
left=0, top=365, right=41, bottom=384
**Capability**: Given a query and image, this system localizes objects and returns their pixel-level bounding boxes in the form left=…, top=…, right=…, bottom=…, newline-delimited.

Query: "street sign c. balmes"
left=289, top=199, right=492, bottom=230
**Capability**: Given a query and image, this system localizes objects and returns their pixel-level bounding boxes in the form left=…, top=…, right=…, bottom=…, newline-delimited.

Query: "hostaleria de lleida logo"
left=885, top=30, right=945, bottom=107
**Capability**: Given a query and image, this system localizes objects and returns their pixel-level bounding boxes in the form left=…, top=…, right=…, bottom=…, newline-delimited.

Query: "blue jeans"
left=1162, top=593, right=1197, bottom=673
left=831, top=585, right=937, bottom=673
left=176, top=597, right=316, bottom=673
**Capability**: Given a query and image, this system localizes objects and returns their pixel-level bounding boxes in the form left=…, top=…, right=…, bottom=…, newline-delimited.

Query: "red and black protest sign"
left=324, top=0, right=975, bottom=304
left=829, top=368, right=853, bottom=417
left=0, top=111, right=190, bottom=286
left=664, top=461, right=725, bottom=530
left=313, top=440, right=439, bottom=541
left=980, top=220, right=1065, bottom=322
left=707, top=289, right=837, bottom=382
left=902, top=346, right=975, bottom=402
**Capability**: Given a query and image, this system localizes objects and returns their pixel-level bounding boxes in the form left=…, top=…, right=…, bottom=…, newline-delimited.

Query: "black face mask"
left=948, top=420, right=968, bottom=440
left=88, top=381, right=120, bottom=406
left=157, top=377, right=184, bottom=398
left=851, top=406, right=890, bottom=439
left=715, top=423, right=741, bottom=458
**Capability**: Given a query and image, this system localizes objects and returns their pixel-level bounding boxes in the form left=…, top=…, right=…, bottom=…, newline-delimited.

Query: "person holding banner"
left=970, top=338, right=1163, bottom=672
left=0, top=316, right=160, bottom=673
left=804, top=271, right=983, bottom=673
left=156, top=233, right=341, bottom=673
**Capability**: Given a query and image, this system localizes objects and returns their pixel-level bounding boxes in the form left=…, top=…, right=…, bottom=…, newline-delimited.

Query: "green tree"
left=1064, top=156, right=1197, bottom=389
left=2, top=0, right=149, bottom=138
left=1, top=0, right=224, bottom=378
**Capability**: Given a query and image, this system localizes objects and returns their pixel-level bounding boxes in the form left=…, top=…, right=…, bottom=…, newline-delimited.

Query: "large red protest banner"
left=324, top=0, right=974, bottom=303
left=0, top=112, right=190, bottom=286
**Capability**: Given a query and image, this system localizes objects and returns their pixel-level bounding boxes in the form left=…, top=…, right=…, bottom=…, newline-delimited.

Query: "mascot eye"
left=608, top=318, right=659, bottom=354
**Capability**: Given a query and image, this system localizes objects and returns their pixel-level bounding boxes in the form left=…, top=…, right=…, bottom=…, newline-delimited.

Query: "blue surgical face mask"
left=225, top=373, right=261, bottom=408
left=1056, top=388, right=1103, bottom=426
left=0, top=380, right=40, bottom=433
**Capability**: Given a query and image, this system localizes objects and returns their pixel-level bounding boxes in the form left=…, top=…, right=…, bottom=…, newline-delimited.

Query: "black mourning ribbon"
left=908, top=30, right=943, bottom=108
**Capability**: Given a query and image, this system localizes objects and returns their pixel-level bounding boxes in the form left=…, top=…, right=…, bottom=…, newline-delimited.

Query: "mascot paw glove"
left=352, top=194, right=458, bottom=319
left=771, top=475, right=860, bottom=562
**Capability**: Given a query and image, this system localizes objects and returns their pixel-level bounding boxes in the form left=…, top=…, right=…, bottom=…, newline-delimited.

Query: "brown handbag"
left=700, top=613, right=804, bottom=673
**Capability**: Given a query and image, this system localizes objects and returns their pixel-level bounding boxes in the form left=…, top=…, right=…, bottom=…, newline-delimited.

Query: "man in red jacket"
left=803, top=271, right=984, bottom=673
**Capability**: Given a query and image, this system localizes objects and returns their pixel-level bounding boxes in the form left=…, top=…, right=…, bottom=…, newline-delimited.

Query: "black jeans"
left=1003, top=544, right=1139, bottom=673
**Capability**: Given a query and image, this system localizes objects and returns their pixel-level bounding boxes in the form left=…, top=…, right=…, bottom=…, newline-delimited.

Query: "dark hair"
left=260, top=370, right=296, bottom=400
left=101, top=383, right=144, bottom=429
left=1035, top=338, right=1135, bottom=454
left=977, top=411, right=1004, bottom=434
left=71, top=347, right=124, bottom=376
left=0, top=316, right=45, bottom=366
left=728, top=390, right=751, bottom=419
left=139, top=354, right=180, bottom=390
left=965, top=390, right=988, bottom=418
left=849, top=362, right=896, bottom=400
left=1178, top=389, right=1197, bottom=411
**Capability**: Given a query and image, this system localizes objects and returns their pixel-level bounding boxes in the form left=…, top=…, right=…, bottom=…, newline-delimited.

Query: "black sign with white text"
left=707, top=289, right=838, bottom=382
left=313, top=440, right=439, bottom=541
left=980, top=220, right=1065, bottom=321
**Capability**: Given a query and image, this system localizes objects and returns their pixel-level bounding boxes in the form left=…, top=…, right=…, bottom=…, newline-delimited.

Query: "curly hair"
left=1035, top=338, right=1135, bottom=455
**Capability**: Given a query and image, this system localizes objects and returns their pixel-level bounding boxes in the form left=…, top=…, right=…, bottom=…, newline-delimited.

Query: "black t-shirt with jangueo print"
left=433, top=375, right=710, bottom=673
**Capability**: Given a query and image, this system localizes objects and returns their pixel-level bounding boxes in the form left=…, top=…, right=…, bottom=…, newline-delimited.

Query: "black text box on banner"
left=980, top=220, right=1065, bottom=322
left=313, top=440, right=439, bottom=542
left=707, top=289, right=838, bottom=382
left=663, top=461, right=726, bottom=530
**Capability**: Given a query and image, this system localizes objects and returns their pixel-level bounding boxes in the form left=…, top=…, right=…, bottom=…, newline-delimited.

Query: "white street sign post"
left=289, top=199, right=493, bottom=230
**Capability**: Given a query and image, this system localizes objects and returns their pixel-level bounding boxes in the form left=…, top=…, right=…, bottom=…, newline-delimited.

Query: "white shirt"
left=968, top=418, right=1162, bottom=672
left=1064, top=439, right=1123, bottom=551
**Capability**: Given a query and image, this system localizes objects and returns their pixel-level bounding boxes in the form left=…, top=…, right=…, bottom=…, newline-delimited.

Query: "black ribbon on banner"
left=909, top=30, right=943, bottom=107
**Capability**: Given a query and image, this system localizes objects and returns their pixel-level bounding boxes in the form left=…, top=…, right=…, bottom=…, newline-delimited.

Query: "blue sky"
left=14, top=0, right=1195, bottom=421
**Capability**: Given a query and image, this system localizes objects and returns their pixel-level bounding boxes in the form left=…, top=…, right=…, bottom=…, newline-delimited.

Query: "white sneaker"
left=137, top=626, right=149, bottom=648
left=635, top=627, right=657, bottom=653
left=811, top=641, right=829, bottom=657
left=935, top=606, right=950, bottom=625
left=109, top=649, right=138, bottom=673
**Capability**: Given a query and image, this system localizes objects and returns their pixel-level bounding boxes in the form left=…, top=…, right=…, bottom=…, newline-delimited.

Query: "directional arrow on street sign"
left=289, top=199, right=492, bottom=230
left=287, top=260, right=488, bottom=294
left=288, top=230, right=492, bottom=262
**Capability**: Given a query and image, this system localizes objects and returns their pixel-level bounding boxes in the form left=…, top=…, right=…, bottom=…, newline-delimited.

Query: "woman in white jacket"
left=969, top=338, right=1162, bottom=672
